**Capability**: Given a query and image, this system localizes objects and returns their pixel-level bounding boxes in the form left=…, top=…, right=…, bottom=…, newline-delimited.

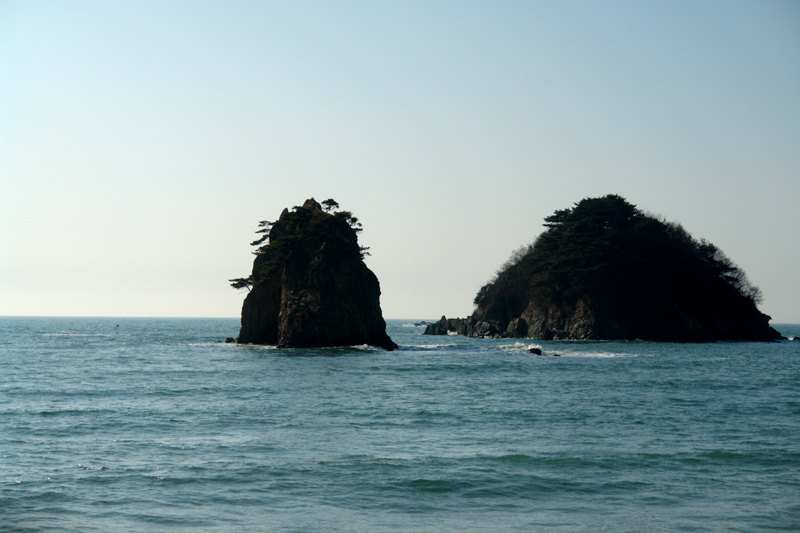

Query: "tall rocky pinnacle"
left=235, top=198, right=397, bottom=350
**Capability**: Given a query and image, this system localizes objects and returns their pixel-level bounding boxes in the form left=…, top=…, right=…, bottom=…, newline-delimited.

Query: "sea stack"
left=425, top=195, right=782, bottom=343
left=233, top=198, right=397, bottom=350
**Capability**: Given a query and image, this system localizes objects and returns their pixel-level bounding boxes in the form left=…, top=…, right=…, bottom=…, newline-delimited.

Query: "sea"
left=1, top=317, right=798, bottom=532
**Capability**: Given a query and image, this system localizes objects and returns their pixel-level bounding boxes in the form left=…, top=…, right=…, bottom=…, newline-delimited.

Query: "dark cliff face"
left=426, top=195, right=782, bottom=343
left=237, top=199, right=397, bottom=350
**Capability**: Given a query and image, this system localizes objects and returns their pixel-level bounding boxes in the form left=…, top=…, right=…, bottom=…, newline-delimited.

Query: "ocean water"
left=1, top=317, right=799, bottom=532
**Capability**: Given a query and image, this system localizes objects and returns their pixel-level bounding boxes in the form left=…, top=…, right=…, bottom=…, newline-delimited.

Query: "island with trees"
left=231, top=198, right=396, bottom=350
left=425, top=194, right=782, bottom=342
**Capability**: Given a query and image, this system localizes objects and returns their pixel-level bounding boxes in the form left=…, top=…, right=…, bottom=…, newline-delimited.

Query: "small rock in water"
left=224, top=337, right=235, bottom=344
left=529, top=347, right=543, bottom=355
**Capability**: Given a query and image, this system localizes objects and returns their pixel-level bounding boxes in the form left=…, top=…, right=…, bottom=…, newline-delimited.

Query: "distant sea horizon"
left=3, top=314, right=798, bottom=325
left=2, top=315, right=798, bottom=339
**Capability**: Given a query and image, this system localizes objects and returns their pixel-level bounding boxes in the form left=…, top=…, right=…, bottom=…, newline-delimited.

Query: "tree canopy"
left=230, top=199, right=369, bottom=291
left=474, top=195, right=763, bottom=327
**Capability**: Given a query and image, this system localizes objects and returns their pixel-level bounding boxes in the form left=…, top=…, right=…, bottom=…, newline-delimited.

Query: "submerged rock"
left=234, top=199, right=396, bottom=350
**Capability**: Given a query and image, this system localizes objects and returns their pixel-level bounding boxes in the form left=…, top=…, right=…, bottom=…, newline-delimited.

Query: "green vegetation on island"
left=229, top=198, right=369, bottom=293
left=426, top=194, right=781, bottom=342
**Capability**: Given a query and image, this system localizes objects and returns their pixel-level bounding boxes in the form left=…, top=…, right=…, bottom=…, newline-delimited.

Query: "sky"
left=1, top=1, right=799, bottom=322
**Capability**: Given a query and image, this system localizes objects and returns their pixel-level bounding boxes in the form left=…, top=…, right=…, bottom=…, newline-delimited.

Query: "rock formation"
left=425, top=195, right=782, bottom=343
left=234, top=199, right=396, bottom=350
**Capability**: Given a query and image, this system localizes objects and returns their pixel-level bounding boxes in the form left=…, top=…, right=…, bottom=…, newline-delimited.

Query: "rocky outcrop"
left=425, top=195, right=783, bottom=343
left=426, top=290, right=781, bottom=343
left=236, top=199, right=396, bottom=350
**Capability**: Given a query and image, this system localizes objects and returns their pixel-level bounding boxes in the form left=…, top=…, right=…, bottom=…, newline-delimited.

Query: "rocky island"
left=231, top=198, right=397, bottom=350
left=425, top=195, right=781, bottom=342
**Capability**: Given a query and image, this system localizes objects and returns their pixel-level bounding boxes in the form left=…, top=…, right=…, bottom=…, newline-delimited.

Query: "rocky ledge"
left=232, top=198, right=397, bottom=350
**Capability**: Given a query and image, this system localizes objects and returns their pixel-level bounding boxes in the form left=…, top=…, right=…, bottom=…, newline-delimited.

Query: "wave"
left=498, top=342, right=541, bottom=352
left=230, top=343, right=278, bottom=350
left=401, top=343, right=458, bottom=351
left=43, top=332, right=117, bottom=337
left=352, top=344, right=381, bottom=351
left=228, top=343, right=389, bottom=353
left=564, top=350, right=641, bottom=358
left=37, top=407, right=116, bottom=417
left=494, top=341, right=635, bottom=358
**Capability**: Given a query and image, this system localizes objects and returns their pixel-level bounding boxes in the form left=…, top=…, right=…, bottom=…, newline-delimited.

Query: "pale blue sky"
left=2, top=1, right=799, bottom=322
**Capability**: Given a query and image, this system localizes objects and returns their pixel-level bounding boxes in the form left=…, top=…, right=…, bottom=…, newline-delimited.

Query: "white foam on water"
left=43, top=332, right=115, bottom=337
left=408, top=343, right=457, bottom=349
left=559, top=350, right=642, bottom=358
left=352, top=344, right=380, bottom=351
left=235, top=343, right=279, bottom=350
left=498, top=342, right=540, bottom=352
